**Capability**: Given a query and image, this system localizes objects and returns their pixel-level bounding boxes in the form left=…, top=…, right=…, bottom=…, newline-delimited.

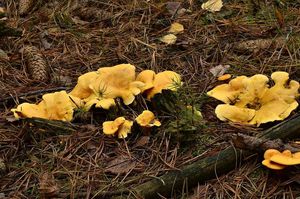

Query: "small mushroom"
left=270, top=154, right=300, bottom=166
left=135, top=110, right=161, bottom=127
left=102, top=117, right=133, bottom=138
left=262, top=149, right=286, bottom=170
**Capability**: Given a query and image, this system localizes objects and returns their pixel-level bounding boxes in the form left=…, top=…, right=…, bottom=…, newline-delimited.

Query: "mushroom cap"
left=207, top=76, right=248, bottom=104
left=84, top=94, right=116, bottom=111
left=136, top=110, right=161, bottom=127
left=249, top=98, right=298, bottom=126
left=69, top=71, right=99, bottom=99
left=217, top=74, right=231, bottom=81
left=264, top=149, right=281, bottom=160
left=146, top=71, right=181, bottom=100
left=12, top=103, right=46, bottom=119
left=12, top=91, right=75, bottom=121
left=102, top=117, right=133, bottom=138
left=268, top=71, right=300, bottom=104
left=136, top=70, right=156, bottom=92
left=117, top=120, right=133, bottom=138
left=262, top=159, right=286, bottom=170
left=215, top=104, right=255, bottom=123
left=39, top=91, right=75, bottom=121
left=270, top=153, right=300, bottom=166
left=103, top=117, right=126, bottom=135
left=90, top=64, right=145, bottom=105
left=234, top=74, right=269, bottom=108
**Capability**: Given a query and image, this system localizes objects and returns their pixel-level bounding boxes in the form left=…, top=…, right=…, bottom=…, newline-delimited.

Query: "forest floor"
left=1, top=0, right=300, bottom=198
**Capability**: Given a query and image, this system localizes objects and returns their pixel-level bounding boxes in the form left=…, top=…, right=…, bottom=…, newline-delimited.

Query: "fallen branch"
left=125, top=115, right=300, bottom=199
left=231, top=133, right=300, bottom=153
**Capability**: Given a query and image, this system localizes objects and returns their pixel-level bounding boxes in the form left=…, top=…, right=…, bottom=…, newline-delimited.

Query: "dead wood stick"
left=126, top=115, right=300, bottom=199
left=0, top=87, right=68, bottom=104
left=231, top=133, right=300, bottom=153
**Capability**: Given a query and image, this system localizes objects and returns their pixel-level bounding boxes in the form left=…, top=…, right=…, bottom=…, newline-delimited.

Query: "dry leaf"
left=105, top=155, right=136, bottom=174
left=168, top=22, right=184, bottom=34
left=134, top=136, right=150, bottom=147
left=159, top=34, right=177, bottom=45
left=201, top=0, right=223, bottom=12
left=166, top=2, right=181, bottom=15
left=209, top=64, right=230, bottom=77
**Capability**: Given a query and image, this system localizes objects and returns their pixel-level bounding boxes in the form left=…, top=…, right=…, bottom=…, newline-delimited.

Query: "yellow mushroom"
left=90, top=64, right=145, bottom=105
left=12, top=91, right=75, bottom=121
left=69, top=71, right=100, bottom=99
left=136, top=70, right=156, bottom=92
left=207, top=76, right=248, bottom=104
left=208, top=72, right=299, bottom=126
left=215, top=104, right=255, bottom=123
left=263, top=149, right=281, bottom=159
left=146, top=71, right=181, bottom=100
left=262, top=160, right=286, bottom=170
left=262, top=149, right=286, bottom=170
left=270, top=154, right=300, bottom=166
left=135, top=110, right=161, bottom=127
left=217, top=74, right=231, bottom=81
left=102, top=117, right=133, bottom=138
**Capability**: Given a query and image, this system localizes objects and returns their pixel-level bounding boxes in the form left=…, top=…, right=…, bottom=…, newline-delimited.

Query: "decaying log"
left=127, top=115, right=300, bottom=199
left=231, top=133, right=300, bottom=153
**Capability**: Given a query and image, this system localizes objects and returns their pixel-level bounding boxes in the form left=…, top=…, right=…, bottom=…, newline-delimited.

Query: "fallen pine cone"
left=21, top=46, right=49, bottom=82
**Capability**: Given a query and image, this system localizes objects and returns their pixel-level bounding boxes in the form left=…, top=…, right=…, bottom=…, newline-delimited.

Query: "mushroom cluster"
left=11, top=64, right=182, bottom=139
left=262, top=149, right=300, bottom=170
left=207, top=71, right=299, bottom=126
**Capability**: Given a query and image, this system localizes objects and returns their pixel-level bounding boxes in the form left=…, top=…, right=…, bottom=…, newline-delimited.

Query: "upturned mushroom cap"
left=135, top=110, right=161, bottom=127
left=270, top=154, right=300, bottom=166
left=136, top=70, right=156, bottom=92
left=102, top=117, right=133, bottom=138
left=217, top=74, right=231, bottom=81
left=90, top=64, right=145, bottom=105
left=146, top=71, right=181, bottom=100
left=69, top=71, right=99, bottom=99
left=215, top=104, right=255, bottom=123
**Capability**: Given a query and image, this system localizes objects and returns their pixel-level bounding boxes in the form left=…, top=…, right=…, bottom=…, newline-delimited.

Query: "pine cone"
left=22, top=46, right=49, bottom=82
left=19, top=0, right=33, bottom=15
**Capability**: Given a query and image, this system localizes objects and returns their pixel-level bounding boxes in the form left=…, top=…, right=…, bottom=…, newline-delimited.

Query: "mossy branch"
left=124, top=115, right=300, bottom=199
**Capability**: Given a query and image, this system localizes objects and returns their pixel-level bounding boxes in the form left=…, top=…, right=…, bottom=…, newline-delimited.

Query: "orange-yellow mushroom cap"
left=135, top=110, right=161, bottom=127
left=146, top=71, right=181, bottom=100
left=91, top=64, right=145, bottom=105
left=270, top=154, right=300, bottom=166
left=102, top=117, right=133, bottom=138
left=136, top=70, right=156, bottom=92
